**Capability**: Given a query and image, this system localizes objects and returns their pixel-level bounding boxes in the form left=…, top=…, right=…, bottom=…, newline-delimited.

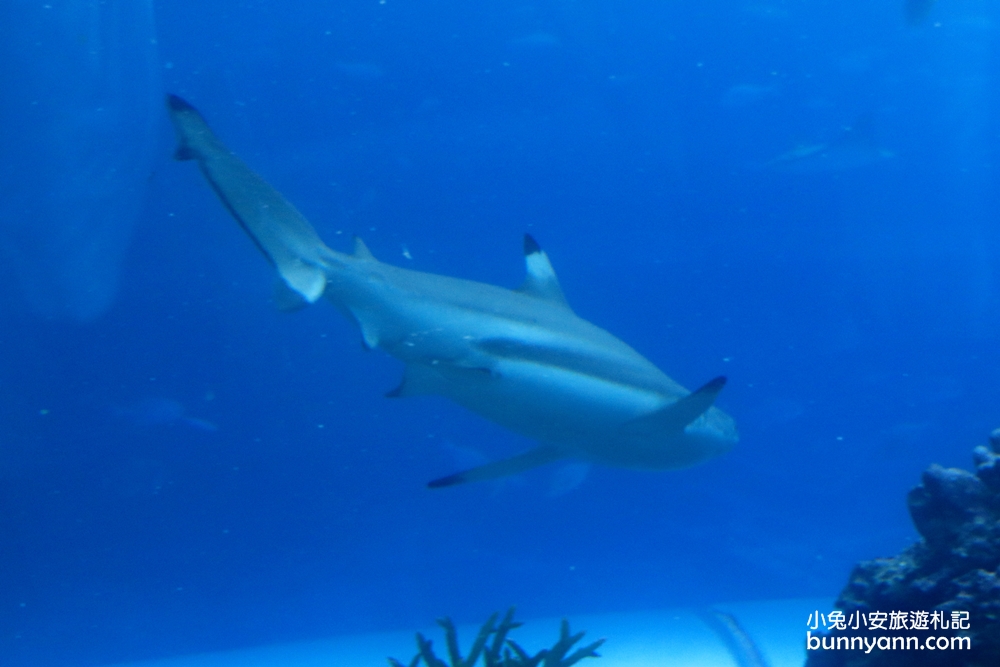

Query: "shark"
left=764, top=114, right=894, bottom=173
left=165, top=94, right=738, bottom=487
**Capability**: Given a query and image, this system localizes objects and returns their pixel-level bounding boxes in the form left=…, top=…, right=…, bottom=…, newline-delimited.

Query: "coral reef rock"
left=805, top=430, right=1000, bottom=667
left=389, top=608, right=604, bottom=667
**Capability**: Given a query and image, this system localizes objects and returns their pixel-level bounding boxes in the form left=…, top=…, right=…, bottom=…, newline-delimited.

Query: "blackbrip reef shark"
left=165, top=95, right=738, bottom=488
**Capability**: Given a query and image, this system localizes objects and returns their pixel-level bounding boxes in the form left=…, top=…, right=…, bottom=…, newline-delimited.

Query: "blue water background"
left=2, top=1, right=998, bottom=665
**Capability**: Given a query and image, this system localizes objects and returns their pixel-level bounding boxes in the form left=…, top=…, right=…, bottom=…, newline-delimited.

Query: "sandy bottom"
left=102, top=598, right=832, bottom=667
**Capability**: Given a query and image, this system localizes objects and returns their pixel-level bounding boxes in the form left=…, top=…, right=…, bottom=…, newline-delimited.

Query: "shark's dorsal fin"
left=622, top=376, right=727, bottom=436
left=353, top=236, right=375, bottom=260
left=516, top=234, right=569, bottom=307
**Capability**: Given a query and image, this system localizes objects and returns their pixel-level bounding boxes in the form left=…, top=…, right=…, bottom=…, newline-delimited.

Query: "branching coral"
left=389, top=608, right=605, bottom=667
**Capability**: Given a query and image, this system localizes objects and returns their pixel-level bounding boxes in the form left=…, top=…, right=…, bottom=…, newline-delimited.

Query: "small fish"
left=112, top=397, right=218, bottom=432
left=334, top=61, right=384, bottom=81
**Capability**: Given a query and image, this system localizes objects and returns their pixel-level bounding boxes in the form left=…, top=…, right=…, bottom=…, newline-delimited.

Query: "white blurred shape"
left=0, top=1, right=160, bottom=321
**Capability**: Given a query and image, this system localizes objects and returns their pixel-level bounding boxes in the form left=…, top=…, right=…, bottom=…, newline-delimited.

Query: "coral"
left=389, top=608, right=605, bottom=667
left=804, top=430, right=1000, bottom=667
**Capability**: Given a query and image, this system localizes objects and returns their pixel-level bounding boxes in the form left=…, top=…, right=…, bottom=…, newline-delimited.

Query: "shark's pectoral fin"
left=622, top=376, right=727, bottom=436
left=428, top=445, right=564, bottom=488
left=516, top=234, right=570, bottom=308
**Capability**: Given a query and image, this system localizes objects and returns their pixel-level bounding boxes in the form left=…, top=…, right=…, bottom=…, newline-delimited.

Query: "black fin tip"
left=427, top=472, right=465, bottom=488
left=173, top=145, right=196, bottom=161
left=699, top=376, right=727, bottom=393
left=523, top=234, right=541, bottom=256
left=165, top=94, right=197, bottom=113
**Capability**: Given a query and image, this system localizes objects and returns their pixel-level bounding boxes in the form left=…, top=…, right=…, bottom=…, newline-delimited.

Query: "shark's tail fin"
left=165, top=94, right=336, bottom=305
left=165, top=94, right=215, bottom=161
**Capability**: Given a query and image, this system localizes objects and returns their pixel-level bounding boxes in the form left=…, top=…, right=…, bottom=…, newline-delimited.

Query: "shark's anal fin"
left=623, top=376, right=727, bottom=435
left=428, top=445, right=564, bottom=488
left=516, top=234, right=569, bottom=307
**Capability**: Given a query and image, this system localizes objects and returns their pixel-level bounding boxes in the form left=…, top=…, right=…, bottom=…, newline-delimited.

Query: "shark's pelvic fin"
left=359, top=324, right=380, bottom=351
left=165, top=94, right=332, bottom=306
left=428, top=444, right=564, bottom=488
left=517, top=234, right=569, bottom=307
left=385, top=363, right=441, bottom=398
left=272, top=278, right=310, bottom=312
left=622, top=376, right=727, bottom=436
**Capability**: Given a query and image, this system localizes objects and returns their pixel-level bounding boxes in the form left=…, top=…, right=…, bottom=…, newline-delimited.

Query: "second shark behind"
left=166, top=94, right=738, bottom=487
left=764, top=114, right=894, bottom=173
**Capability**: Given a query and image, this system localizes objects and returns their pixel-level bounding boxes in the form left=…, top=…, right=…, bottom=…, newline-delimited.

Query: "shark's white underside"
left=166, top=95, right=738, bottom=486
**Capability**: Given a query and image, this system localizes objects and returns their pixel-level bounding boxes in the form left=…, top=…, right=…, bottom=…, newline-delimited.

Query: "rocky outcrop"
left=805, top=431, right=1000, bottom=667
